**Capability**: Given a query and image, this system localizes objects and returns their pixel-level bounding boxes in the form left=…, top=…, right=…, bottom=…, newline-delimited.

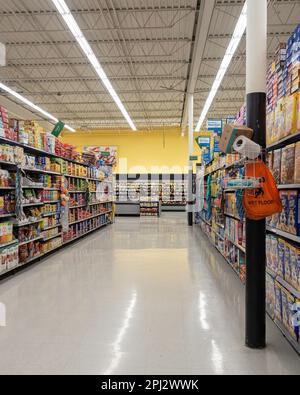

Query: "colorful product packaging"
left=280, top=144, right=295, bottom=184
left=294, top=142, right=300, bottom=184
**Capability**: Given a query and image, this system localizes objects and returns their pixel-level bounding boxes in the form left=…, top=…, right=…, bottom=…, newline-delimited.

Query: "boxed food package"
left=272, top=149, right=282, bottom=184
left=286, top=190, right=300, bottom=236
left=275, top=190, right=300, bottom=236
left=278, top=190, right=289, bottom=231
left=274, top=281, right=283, bottom=321
left=278, top=238, right=285, bottom=278
left=297, top=92, right=300, bottom=131
left=281, top=287, right=299, bottom=341
left=267, top=151, right=273, bottom=171
left=294, top=142, right=300, bottom=183
left=266, top=273, right=276, bottom=318
left=0, top=244, right=18, bottom=274
left=290, top=244, right=300, bottom=293
left=284, top=241, right=292, bottom=283
left=280, top=144, right=295, bottom=184
left=274, top=98, right=286, bottom=140
left=220, top=124, right=253, bottom=154
left=0, top=222, right=13, bottom=244
left=285, top=93, right=298, bottom=135
left=266, top=111, right=275, bottom=145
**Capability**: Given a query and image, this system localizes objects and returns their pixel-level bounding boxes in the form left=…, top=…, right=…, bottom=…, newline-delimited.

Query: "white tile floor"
left=0, top=213, right=299, bottom=375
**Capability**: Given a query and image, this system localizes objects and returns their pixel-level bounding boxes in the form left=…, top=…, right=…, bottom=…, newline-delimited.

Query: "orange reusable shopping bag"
left=243, top=160, right=283, bottom=220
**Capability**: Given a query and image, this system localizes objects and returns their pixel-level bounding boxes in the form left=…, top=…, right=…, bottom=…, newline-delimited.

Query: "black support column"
left=188, top=93, right=194, bottom=226
left=245, top=0, right=267, bottom=349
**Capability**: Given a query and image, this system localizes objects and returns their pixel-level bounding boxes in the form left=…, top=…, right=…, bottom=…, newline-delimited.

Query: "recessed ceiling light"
left=52, top=0, right=137, bottom=131
left=195, top=3, right=247, bottom=132
left=0, top=82, right=76, bottom=132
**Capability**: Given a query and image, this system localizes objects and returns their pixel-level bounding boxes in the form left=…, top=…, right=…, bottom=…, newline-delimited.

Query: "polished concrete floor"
left=0, top=213, right=299, bottom=375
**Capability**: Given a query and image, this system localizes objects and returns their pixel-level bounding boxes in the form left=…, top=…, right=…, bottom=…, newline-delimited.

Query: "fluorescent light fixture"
left=52, top=0, right=137, bottom=131
left=195, top=2, right=247, bottom=132
left=0, top=82, right=76, bottom=132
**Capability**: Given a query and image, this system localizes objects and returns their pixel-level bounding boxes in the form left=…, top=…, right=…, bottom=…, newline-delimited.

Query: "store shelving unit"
left=140, top=201, right=161, bottom=217
left=114, top=174, right=188, bottom=214
left=0, top=133, right=114, bottom=280
left=196, top=121, right=300, bottom=354
left=0, top=239, right=18, bottom=248
left=266, top=226, right=300, bottom=244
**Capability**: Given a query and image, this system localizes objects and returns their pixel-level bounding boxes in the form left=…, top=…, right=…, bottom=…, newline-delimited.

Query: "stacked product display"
left=140, top=199, right=161, bottom=217
left=197, top=25, right=300, bottom=354
left=197, top=154, right=247, bottom=284
left=161, top=180, right=187, bottom=208
left=114, top=175, right=187, bottom=211
left=0, top=114, right=114, bottom=278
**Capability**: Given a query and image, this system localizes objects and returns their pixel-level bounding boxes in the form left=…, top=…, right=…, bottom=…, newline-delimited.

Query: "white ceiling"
left=0, top=0, right=299, bottom=131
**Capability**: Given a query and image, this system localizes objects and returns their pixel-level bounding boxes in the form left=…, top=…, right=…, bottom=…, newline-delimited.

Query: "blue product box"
left=297, top=247, right=300, bottom=292
left=278, top=239, right=285, bottom=278
left=281, top=288, right=289, bottom=327
left=285, top=291, right=299, bottom=342
left=291, top=53, right=300, bottom=64
left=288, top=36, right=294, bottom=49
left=279, top=191, right=289, bottom=232
left=284, top=241, right=292, bottom=284
left=275, top=282, right=282, bottom=321
left=290, top=245, right=300, bottom=293
left=287, top=190, right=300, bottom=236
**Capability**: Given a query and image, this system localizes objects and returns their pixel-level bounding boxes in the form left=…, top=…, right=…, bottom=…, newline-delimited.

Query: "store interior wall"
left=62, top=128, right=202, bottom=174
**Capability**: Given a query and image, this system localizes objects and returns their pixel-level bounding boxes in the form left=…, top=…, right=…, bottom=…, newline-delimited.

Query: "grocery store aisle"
left=0, top=214, right=299, bottom=375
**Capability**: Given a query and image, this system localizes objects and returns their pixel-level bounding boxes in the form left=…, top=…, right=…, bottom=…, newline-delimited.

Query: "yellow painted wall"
left=62, top=128, right=202, bottom=174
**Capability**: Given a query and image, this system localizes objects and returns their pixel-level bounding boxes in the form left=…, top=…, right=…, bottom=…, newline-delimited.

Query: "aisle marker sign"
left=207, top=119, right=222, bottom=132
left=195, top=136, right=211, bottom=149
left=52, top=121, right=65, bottom=137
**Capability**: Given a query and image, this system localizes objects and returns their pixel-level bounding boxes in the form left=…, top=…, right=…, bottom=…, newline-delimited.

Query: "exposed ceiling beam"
left=181, top=0, right=215, bottom=131
left=8, top=87, right=244, bottom=96
left=0, top=5, right=196, bottom=16
left=0, top=76, right=187, bottom=83
left=7, top=59, right=189, bottom=67
left=215, top=0, right=298, bottom=5
left=0, top=75, right=247, bottom=84
left=208, top=31, right=293, bottom=39
left=54, top=102, right=244, bottom=115
left=4, top=37, right=192, bottom=47
left=36, top=98, right=243, bottom=106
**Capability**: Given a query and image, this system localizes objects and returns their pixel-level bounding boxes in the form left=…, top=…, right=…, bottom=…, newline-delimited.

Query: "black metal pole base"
left=245, top=92, right=267, bottom=350
left=188, top=212, right=193, bottom=226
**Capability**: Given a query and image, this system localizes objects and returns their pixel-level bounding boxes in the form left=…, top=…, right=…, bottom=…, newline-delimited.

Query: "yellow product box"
left=271, top=61, right=276, bottom=73
left=0, top=196, right=4, bottom=214
left=44, top=157, right=51, bottom=171
left=50, top=163, right=61, bottom=173
left=285, top=93, right=298, bottom=135
left=266, top=111, right=275, bottom=145
left=295, top=142, right=300, bottom=184
left=82, top=167, right=87, bottom=177
left=33, top=129, right=43, bottom=150
left=274, top=98, right=286, bottom=141
left=296, top=92, right=300, bottom=132
left=27, top=129, right=35, bottom=147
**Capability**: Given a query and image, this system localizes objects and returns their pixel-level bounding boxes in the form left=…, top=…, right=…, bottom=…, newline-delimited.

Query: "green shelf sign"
left=52, top=121, right=65, bottom=137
